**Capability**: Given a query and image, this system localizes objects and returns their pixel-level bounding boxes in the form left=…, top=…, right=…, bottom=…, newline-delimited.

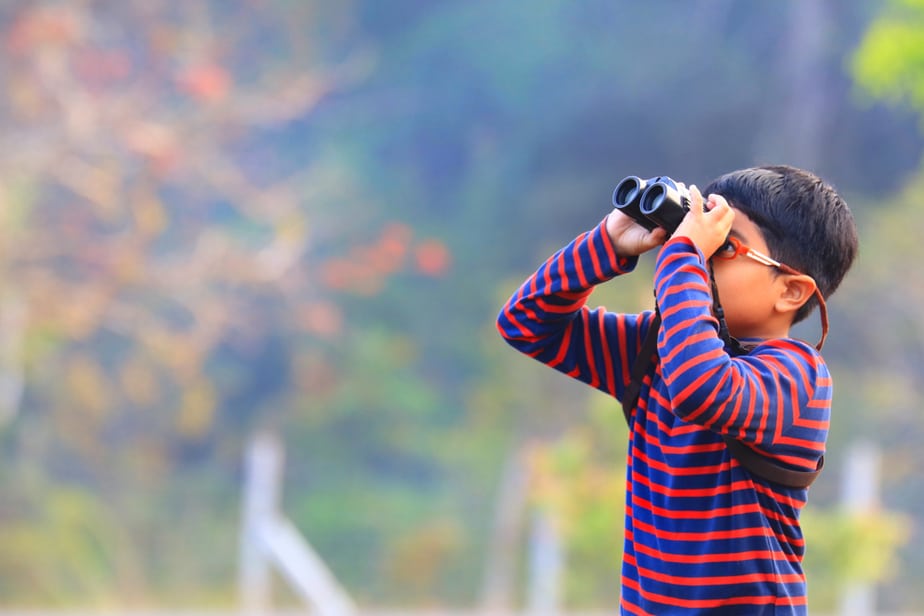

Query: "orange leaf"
left=177, top=63, right=231, bottom=103
left=414, top=239, right=451, bottom=277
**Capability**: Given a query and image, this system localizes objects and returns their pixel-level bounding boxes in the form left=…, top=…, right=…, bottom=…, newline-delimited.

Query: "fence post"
left=239, top=432, right=280, bottom=614
left=526, top=509, right=563, bottom=616
left=239, top=432, right=356, bottom=616
left=481, top=447, right=531, bottom=613
left=839, top=440, right=881, bottom=616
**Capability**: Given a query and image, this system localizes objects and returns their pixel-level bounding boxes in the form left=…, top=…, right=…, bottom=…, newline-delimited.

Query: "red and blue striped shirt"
left=497, top=220, right=830, bottom=614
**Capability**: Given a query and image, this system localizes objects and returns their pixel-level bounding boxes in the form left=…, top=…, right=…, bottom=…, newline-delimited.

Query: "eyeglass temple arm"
left=812, top=289, right=828, bottom=350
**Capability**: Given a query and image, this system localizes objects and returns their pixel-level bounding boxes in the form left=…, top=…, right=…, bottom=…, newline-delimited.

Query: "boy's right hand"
left=605, top=210, right=668, bottom=256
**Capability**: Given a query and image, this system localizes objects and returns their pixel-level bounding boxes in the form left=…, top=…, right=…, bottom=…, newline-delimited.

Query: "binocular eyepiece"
left=612, top=175, right=700, bottom=235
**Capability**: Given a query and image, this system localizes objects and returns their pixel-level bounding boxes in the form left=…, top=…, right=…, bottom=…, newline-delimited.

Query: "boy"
left=496, top=165, right=859, bottom=614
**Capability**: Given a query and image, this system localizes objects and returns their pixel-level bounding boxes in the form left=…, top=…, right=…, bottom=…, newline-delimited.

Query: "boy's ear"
left=776, top=274, right=817, bottom=315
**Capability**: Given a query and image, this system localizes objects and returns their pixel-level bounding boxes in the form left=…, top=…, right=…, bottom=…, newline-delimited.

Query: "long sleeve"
left=653, top=236, right=830, bottom=472
left=496, top=219, right=655, bottom=402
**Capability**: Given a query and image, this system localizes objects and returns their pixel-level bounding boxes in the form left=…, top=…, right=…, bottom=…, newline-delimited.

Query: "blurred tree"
left=842, top=3, right=924, bottom=609
left=852, top=0, right=924, bottom=110
left=0, top=0, right=452, bottom=606
left=800, top=505, right=911, bottom=611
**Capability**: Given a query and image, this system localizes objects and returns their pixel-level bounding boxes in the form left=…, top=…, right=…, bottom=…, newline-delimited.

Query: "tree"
left=0, top=1, right=450, bottom=606
left=852, top=0, right=924, bottom=110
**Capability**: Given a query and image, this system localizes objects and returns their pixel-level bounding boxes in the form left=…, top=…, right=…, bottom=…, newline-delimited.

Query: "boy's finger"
left=688, top=185, right=704, bottom=217
left=707, top=193, right=730, bottom=212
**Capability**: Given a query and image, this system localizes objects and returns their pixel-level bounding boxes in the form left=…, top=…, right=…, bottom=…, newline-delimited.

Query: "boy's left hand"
left=673, top=185, right=734, bottom=258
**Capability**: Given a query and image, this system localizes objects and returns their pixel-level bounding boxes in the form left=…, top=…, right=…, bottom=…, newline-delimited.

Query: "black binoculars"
left=612, top=175, right=701, bottom=235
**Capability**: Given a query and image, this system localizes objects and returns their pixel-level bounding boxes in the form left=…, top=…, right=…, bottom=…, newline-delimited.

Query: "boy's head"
left=702, top=165, right=859, bottom=324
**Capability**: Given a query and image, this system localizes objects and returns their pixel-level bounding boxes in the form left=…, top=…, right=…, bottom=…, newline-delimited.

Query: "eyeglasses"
left=713, top=236, right=828, bottom=350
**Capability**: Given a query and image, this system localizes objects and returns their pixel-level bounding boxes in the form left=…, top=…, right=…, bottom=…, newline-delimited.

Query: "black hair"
left=702, top=165, right=859, bottom=324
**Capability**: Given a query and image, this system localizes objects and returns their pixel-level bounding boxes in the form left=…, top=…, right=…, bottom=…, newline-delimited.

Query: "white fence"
left=0, top=436, right=910, bottom=616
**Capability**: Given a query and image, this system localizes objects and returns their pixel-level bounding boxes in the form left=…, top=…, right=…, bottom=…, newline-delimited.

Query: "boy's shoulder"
left=737, top=336, right=829, bottom=376
left=743, top=336, right=823, bottom=356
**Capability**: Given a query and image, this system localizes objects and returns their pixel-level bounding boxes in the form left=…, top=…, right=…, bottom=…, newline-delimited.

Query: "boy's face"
left=710, top=209, right=791, bottom=341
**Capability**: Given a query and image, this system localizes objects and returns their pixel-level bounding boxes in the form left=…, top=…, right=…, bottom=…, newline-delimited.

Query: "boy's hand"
left=673, top=185, right=734, bottom=258
left=605, top=210, right=668, bottom=256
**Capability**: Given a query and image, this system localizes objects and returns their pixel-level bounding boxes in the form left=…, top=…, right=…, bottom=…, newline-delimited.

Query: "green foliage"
left=801, top=507, right=912, bottom=610
left=0, top=485, right=122, bottom=606
left=528, top=397, right=628, bottom=607
left=852, top=0, right=924, bottom=109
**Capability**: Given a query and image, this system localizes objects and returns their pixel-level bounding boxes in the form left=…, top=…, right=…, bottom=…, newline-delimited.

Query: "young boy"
left=497, top=165, right=859, bottom=614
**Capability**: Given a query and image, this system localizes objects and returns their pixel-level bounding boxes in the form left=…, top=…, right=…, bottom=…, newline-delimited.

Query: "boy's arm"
left=496, top=219, right=656, bottom=402
left=654, top=237, right=830, bottom=470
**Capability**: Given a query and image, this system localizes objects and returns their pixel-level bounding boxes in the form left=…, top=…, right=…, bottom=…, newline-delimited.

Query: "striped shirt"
left=496, top=220, right=830, bottom=614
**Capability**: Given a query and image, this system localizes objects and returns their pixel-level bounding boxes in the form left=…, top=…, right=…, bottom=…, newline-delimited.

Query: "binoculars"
left=612, top=175, right=701, bottom=235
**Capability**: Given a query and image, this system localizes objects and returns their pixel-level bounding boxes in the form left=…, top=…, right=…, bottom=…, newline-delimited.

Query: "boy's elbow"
left=497, top=307, right=552, bottom=359
left=667, top=375, right=731, bottom=424
left=496, top=310, right=530, bottom=346
left=496, top=307, right=512, bottom=338
left=670, top=396, right=709, bottom=423
left=496, top=316, right=513, bottom=342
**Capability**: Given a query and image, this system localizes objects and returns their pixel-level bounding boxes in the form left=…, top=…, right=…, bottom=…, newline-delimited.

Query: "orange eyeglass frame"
left=713, top=236, right=828, bottom=350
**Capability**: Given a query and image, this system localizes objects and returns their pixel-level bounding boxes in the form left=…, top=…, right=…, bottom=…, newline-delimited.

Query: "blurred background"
left=1, top=0, right=924, bottom=614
